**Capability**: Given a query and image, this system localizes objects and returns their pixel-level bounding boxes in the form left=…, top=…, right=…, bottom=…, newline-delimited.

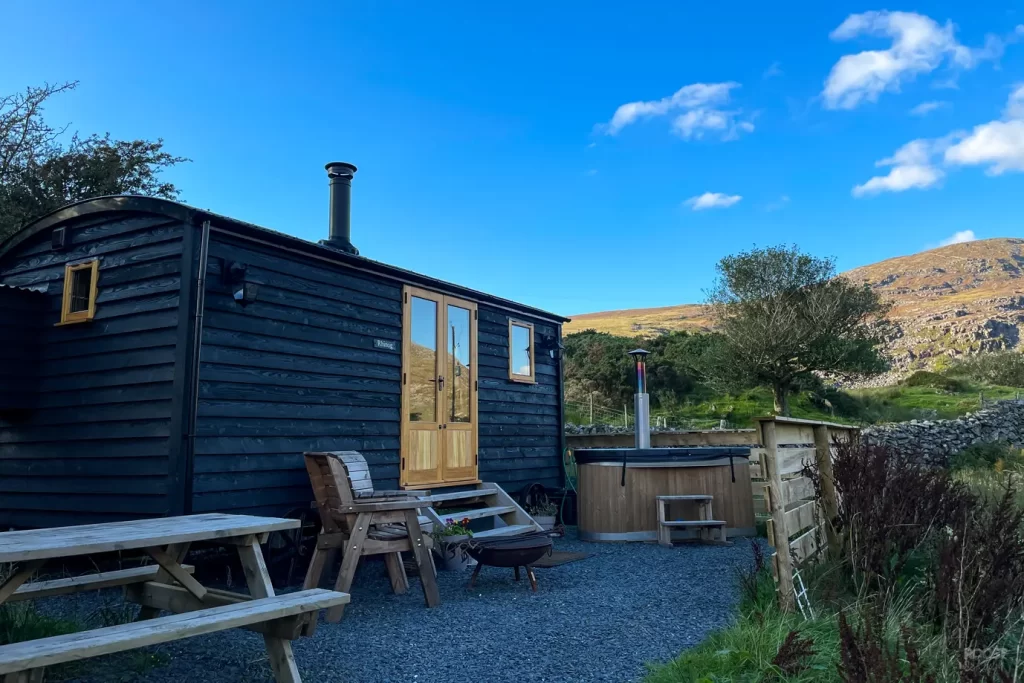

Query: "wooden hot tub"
left=575, top=447, right=755, bottom=542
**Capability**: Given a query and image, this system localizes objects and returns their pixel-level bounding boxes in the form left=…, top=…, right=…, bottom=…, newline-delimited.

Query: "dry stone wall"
left=862, top=400, right=1024, bottom=465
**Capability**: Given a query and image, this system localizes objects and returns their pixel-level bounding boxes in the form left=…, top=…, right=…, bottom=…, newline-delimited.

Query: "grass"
left=650, top=382, right=1022, bottom=429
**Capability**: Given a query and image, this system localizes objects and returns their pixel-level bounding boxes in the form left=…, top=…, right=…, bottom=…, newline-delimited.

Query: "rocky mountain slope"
left=565, top=238, right=1024, bottom=381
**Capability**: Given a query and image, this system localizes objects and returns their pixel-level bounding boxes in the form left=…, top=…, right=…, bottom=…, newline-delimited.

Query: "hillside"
left=564, top=238, right=1024, bottom=381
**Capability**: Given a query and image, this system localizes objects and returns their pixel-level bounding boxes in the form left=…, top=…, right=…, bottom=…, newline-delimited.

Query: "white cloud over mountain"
left=939, top=230, right=977, bottom=246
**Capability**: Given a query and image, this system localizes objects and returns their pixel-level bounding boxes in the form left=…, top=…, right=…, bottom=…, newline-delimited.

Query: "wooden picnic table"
left=0, top=513, right=349, bottom=683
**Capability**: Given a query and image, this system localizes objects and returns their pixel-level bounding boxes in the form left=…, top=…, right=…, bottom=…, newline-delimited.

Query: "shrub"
left=828, top=439, right=975, bottom=591
left=929, top=482, right=1024, bottom=671
left=945, top=352, right=1024, bottom=388
left=837, top=610, right=937, bottom=682
left=902, top=370, right=967, bottom=393
left=949, top=441, right=1024, bottom=472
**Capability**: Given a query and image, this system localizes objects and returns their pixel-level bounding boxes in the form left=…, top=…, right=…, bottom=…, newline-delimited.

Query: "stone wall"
left=862, top=400, right=1024, bottom=464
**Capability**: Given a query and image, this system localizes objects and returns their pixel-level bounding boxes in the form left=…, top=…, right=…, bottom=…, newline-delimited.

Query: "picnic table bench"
left=0, top=513, right=349, bottom=683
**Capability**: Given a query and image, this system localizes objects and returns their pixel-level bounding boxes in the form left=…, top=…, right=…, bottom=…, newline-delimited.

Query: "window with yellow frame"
left=58, top=260, right=99, bottom=325
left=508, top=319, right=535, bottom=383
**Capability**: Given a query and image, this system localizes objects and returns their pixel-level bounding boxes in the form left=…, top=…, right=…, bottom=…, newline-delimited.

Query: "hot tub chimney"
left=628, top=349, right=651, bottom=449
left=321, top=162, right=359, bottom=255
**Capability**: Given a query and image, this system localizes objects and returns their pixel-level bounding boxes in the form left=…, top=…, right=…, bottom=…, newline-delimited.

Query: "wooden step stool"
left=656, top=495, right=730, bottom=546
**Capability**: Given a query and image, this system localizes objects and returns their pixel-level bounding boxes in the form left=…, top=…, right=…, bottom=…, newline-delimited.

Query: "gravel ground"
left=50, top=530, right=755, bottom=683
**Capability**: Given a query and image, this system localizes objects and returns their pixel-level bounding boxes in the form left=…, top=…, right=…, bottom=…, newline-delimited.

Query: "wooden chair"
left=303, top=451, right=440, bottom=623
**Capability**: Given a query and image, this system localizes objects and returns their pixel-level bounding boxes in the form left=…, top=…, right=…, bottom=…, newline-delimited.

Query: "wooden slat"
left=0, top=514, right=300, bottom=563
left=774, top=447, right=816, bottom=476
left=789, top=525, right=823, bottom=565
left=781, top=477, right=815, bottom=506
left=447, top=505, right=516, bottom=521
left=425, top=489, right=497, bottom=505
left=773, top=423, right=815, bottom=447
left=656, top=494, right=713, bottom=501
left=756, top=416, right=857, bottom=430
left=124, top=582, right=306, bottom=640
left=10, top=565, right=194, bottom=603
left=0, top=589, right=348, bottom=674
left=783, top=501, right=818, bottom=538
left=471, top=524, right=534, bottom=539
left=660, top=520, right=726, bottom=527
left=753, top=497, right=768, bottom=515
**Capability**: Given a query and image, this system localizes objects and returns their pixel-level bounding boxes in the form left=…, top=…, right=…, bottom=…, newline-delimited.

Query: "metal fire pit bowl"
left=464, top=532, right=553, bottom=592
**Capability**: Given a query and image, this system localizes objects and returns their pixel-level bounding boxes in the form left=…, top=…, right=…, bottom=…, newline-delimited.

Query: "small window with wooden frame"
left=58, top=260, right=99, bottom=325
left=508, top=319, right=535, bottom=383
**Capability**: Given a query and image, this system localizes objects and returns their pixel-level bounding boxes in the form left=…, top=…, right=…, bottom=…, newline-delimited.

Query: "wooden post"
left=813, top=425, right=841, bottom=560
left=761, top=419, right=795, bottom=612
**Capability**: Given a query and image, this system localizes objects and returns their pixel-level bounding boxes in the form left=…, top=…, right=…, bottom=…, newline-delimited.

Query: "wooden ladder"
left=417, top=483, right=543, bottom=539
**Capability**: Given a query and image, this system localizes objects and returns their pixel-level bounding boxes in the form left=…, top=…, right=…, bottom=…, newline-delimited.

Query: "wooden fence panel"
left=755, top=416, right=858, bottom=612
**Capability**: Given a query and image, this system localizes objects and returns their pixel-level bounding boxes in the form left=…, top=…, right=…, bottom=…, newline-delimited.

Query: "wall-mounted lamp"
left=540, top=334, right=564, bottom=361
left=223, top=260, right=259, bottom=307
left=233, top=282, right=259, bottom=306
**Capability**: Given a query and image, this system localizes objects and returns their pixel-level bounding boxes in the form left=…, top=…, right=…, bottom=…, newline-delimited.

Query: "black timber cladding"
left=192, top=234, right=563, bottom=514
left=0, top=212, right=186, bottom=527
left=0, top=287, right=44, bottom=413
left=477, top=306, right=562, bottom=492
left=192, top=232, right=404, bottom=515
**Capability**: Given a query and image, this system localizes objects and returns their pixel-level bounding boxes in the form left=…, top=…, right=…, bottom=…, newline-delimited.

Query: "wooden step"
left=471, top=524, right=535, bottom=539
left=447, top=505, right=516, bottom=521
left=0, top=589, right=348, bottom=675
left=657, top=495, right=713, bottom=501
left=425, top=488, right=498, bottom=504
left=660, top=520, right=726, bottom=527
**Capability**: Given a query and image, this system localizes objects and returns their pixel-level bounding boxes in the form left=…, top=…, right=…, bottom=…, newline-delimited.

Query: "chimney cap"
left=325, top=161, right=357, bottom=178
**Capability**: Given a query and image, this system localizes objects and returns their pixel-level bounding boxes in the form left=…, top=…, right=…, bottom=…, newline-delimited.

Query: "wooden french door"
left=400, top=286, right=478, bottom=487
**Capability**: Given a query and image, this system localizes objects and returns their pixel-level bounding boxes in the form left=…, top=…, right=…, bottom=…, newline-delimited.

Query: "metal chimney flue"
left=321, top=162, right=359, bottom=255
left=629, top=349, right=651, bottom=449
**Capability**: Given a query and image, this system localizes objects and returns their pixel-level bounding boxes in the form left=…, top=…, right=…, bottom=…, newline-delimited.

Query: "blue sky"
left=3, top=2, right=1023, bottom=316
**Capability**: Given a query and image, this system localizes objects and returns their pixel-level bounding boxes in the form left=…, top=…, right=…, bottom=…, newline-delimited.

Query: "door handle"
left=438, top=376, right=445, bottom=390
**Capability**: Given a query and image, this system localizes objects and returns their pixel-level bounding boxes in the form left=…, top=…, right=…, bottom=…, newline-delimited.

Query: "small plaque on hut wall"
left=374, top=339, right=397, bottom=351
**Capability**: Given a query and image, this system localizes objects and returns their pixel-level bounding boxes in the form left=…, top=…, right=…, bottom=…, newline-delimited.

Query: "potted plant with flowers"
left=432, top=517, right=475, bottom=571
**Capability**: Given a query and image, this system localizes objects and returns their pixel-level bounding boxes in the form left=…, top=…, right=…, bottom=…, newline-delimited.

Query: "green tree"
left=704, top=245, right=889, bottom=415
left=562, top=329, right=709, bottom=414
left=0, top=81, right=186, bottom=241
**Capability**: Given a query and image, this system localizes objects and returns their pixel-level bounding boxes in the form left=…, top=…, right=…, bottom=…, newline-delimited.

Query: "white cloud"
left=852, top=139, right=945, bottom=196
left=823, top=11, right=1013, bottom=110
left=944, top=120, right=1024, bottom=173
left=855, top=85, right=1024, bottom=195
left=584, top=168, right=598, bottom=176
left=763, top=62, right=783, bottom=79
left=939, top=230, right=977, bottom=246
left=944, top=84, right=1024, bottom=174
left=1006, top=83, right=1024, bottom=119
left=598, top=82, right=754, bottom=141
left=909, top=100, right=948, bottom=116
left=765, top=195, right=791, bottom=211
left=684, top=192, right=742, bottom=210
